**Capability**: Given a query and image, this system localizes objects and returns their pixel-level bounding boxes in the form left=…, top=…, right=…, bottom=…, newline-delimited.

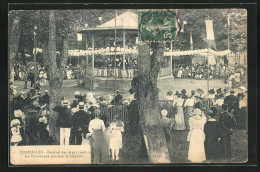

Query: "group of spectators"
left=160, top=85, right=247, bottom=162
left=10, top=62, right=48, bottom=88
left=172, top=63, right=246, bottom=81
left=9, top=84, right=139, bottom=163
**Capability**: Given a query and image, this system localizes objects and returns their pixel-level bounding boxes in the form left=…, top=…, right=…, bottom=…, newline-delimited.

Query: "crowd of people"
left=9, top=66, right=247, bottom=163
left=9, top=80, right=137, bottom=163
left=161, top=85, right=247, bottom=162
left=172, top=63, right=246, bottom=81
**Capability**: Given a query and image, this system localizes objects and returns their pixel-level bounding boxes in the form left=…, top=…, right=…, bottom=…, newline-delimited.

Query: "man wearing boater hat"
left=71, top=102, right=91, bottom=145
left=53, top=99, right=72, bottom=145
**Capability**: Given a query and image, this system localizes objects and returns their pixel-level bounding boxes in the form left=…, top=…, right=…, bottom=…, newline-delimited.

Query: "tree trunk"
left=47, top=10, right=61, bottom=144
left=136, top=42, right=171, bottom=163
left=9, top=12, right=21, bottom=69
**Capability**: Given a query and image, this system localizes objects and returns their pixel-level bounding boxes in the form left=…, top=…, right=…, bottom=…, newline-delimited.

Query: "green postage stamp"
left=138, top=10, right=177, bottom=42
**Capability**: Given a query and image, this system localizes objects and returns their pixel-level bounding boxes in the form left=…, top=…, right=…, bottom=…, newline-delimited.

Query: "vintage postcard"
left=9, top=8, right=248, bottom=165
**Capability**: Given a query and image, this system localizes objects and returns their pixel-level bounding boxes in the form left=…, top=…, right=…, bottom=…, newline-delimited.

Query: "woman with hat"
left=88, top=109, right=109, bottom=163
left=109, top=114, right=124, bottom=161
left=184, top=93, right=195, bottom=130
left=173, top=91, right=186, bottom=130
left=165, top=91, right=174, bottom=101
left=187, top=108, right=207, bottom=162
left=207, top=89, right=216, bottom=109
left=204, top=109, right=221, bottom=161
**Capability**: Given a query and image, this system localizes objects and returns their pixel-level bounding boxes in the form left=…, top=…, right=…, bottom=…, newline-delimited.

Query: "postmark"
left=138, top=10, right=178, bottom=42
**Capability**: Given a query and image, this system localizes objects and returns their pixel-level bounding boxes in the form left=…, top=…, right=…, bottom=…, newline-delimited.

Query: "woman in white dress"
left=173, top=91, right=186, bottom=130
left=109, top=115, right=124, bottom=161
left=187, top=108, right=207, bottom=163
left=88, top=109, right=109, bottom=163
left=184, top=93, right=195, bottom=130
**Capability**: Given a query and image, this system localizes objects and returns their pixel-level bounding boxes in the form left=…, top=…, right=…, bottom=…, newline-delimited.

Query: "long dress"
left=88, top=118, right=109, bottom=163
left=204, top=120, right=221, bottom=160
left=109, top=121, right=124, bottom=149
left=188, top=116, right=207, bottom=162
left=173, top=98, right=186, bottom=130
left=184, top=98, right=195, bottom=130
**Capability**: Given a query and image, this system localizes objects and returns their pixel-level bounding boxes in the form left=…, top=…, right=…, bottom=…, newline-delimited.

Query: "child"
left=10, top=119, right=23, bottom=146
left=161, top=109, right=174, bottom=154
left=109, top=115, right=124, bottom=160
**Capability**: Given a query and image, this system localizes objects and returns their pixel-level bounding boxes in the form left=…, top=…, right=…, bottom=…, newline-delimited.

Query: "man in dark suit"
left=71, top=102, right=91, bottom=145
left=219, top=104, right=237, bottom=160
left=128, top=96, right=140, bottom=136
left=224, top=90, right=239, bottom=113
left=112, top=90, right=123, bottom=105
left=224, top=90, right=239, bottom=121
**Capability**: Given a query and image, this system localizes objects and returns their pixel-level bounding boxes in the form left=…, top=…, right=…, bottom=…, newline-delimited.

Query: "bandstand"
left=76, top=11, right=174, bottom=94
left=72, top=11, right=231, bottom=96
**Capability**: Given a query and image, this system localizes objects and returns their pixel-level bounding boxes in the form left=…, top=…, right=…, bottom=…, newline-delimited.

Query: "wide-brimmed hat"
left=94, top=109, right=101, bottom=115
left=62, top=100, right=69, bottom=106
left=10, top=119, right=21, bottom=127
left=209, top=89, right=215, bottom=94
left=44, top=90, right=48, bottom=93
left=161, top=109, right=168, bottom=117
left=78, top=102, right=84, bottom=108
left=216, top=88, right=222, bottom=94
left=196, top=88, right=205, bottom=95
left=14, top=109, right=24, bottom=118
left=74, top=91, right=80, bottom=96
left=181, top=89, right=187, bottom=94
left=167, top=91, right=173, bottom=96
left=192, top=108, right=202, bottom=116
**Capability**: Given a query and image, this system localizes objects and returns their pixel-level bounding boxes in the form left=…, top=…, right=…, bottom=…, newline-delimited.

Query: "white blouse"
left=184, top=98, right=195, bottom=107
left=214, top=99, right=224, bottom=106
left=173, top=98, right=184, bottom=107
left=88, top=118, right=106, bottom=133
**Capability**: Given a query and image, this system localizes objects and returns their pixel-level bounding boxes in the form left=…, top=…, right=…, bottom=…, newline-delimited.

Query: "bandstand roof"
left=79, top=11, right=138, bottom=33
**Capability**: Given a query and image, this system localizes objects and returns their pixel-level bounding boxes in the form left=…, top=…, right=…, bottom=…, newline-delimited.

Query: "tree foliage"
left=175, top=9, right=247, bottom=52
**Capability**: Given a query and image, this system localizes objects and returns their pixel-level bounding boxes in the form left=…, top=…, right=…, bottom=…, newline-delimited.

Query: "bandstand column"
left=85, top=34, right=88, bottom=69
left=91, top=34, right=95, bottom=77
left=122, top=31, right=126, bottom=78
left=170, top=41, right=173, bottom=76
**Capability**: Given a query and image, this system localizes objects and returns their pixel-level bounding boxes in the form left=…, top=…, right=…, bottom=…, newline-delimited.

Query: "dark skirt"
left=92, top=129, right=109, bottom=163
